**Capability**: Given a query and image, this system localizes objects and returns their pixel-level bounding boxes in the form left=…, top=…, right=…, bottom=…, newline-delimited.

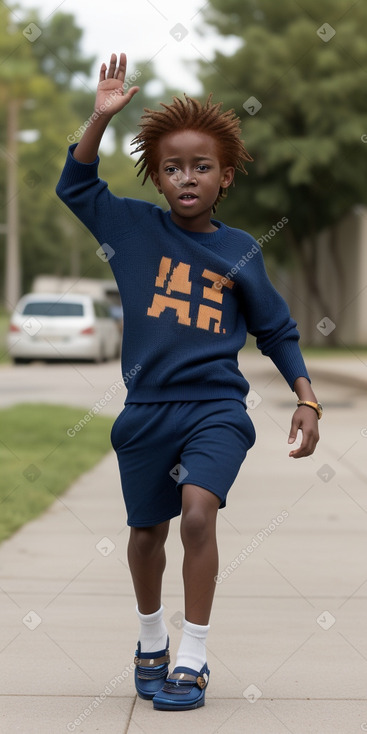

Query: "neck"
left=170, top=210, right=218, bottom=233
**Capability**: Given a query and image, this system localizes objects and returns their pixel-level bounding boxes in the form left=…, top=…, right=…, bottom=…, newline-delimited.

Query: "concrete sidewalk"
left=1, top=351, right=367, bottom=733
left=304, top=351, right=367, bottom=390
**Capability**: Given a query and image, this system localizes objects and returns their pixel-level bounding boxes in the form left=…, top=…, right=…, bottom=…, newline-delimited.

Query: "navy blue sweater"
left=56, top=145, right=310, bottom=404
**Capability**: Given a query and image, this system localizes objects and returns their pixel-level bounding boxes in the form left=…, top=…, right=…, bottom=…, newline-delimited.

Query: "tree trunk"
left=5, top=98, right=21, bottom=310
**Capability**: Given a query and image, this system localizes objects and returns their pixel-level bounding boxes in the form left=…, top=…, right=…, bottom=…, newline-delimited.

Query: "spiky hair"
left=131, top=93, right=253, bottom=211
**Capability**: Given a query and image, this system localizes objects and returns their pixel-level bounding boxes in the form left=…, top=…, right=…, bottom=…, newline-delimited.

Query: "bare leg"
left=127, top=520, right=170, bottom=614
left=180, top=484, right=221, bottom=625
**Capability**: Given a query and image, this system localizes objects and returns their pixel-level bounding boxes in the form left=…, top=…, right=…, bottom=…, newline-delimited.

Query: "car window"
left=22, top=302, right=84, bottom=317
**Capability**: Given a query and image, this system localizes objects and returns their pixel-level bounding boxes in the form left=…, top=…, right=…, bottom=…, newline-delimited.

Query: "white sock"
left=136, top=604, right=168, bottom=653
left=174, top=619, right=210, bottom=672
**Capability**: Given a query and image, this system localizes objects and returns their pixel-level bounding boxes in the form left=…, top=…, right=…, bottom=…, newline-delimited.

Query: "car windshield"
left=22, top=302, right=84, bottom=317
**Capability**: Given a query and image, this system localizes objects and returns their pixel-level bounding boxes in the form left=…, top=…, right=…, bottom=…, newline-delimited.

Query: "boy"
left=56, top=53, right=321, bottom=711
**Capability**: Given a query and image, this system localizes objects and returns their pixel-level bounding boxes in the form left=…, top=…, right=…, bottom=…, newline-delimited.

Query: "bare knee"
left=129, top=521, right=169, bottom=557
left=181, top=507, right=212, bottom=548
left=180, top=485, right=220, bottom=549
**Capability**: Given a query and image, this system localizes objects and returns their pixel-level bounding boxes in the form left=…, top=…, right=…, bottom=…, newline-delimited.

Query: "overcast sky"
left=17, top=0, right=240, bottom=94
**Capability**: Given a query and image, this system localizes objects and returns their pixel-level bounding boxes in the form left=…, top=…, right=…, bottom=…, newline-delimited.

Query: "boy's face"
left=150, top=129, right=234, bottom=232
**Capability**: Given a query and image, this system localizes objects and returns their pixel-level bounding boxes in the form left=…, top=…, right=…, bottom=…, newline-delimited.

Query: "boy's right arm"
left=56, top=53, right=140, bottom=241
left=73, top=52, right=139, bottom=163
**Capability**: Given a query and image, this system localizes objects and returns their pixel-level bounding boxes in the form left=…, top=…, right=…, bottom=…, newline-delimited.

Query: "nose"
left=172, top=168, right=197, bottom=188
left=179, top=169, right=197, bottom=186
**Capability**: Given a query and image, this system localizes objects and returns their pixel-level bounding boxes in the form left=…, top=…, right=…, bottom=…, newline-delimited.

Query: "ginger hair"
left=131, top=93, right=253, bottom=211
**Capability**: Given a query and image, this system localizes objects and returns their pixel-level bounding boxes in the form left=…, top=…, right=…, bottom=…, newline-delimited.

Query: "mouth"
left=178, top=193, right=198, bottom=205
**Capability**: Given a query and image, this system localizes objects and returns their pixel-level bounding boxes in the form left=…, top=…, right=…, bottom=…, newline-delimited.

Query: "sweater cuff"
left=267, top=340, right=311, bottom=391
left=68, top=143, right=99, bottom=166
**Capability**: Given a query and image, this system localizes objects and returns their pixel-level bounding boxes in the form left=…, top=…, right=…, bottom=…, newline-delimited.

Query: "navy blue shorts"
left=110, top=399, right=256, bottom=527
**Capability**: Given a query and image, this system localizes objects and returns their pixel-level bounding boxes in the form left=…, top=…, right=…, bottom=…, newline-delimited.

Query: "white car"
left=7, top=293, right=121, bottom=364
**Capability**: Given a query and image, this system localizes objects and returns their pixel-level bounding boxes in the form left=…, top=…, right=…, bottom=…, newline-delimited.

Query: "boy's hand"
left=288, top=406, right=319, bottom=458
left=95, top=52, right=140, bottom=118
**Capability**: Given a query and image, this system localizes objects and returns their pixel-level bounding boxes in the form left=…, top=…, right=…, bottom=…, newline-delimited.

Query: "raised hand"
left=71, top=53, right=140, bottom=162
left=95, top=52, right=140, bottom=118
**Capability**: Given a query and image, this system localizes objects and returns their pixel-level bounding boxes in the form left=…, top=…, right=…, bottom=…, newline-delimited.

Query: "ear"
left=220, top=167, right=235, bottom=189
left=150, top=171, right=162, bottom=194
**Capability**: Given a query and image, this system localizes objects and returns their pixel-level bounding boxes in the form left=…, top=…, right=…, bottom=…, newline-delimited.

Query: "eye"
left=196, top=164, right=210, bottom=172
left=165, top=166, right=179, bottom=174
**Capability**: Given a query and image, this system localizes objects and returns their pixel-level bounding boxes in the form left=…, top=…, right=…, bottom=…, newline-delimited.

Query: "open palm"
left=95, top=52, right=139, bottom=117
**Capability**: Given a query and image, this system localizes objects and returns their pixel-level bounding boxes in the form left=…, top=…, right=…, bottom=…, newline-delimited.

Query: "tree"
left=28, top=10, right=94, bottom=89
left=0, top=4, right=169, bottom=303
left=198, top=0, right=367, bottom=341
left=0, top=3, right=48, bottom=307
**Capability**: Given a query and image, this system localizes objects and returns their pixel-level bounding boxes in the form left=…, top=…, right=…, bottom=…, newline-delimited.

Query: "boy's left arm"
left=236, top=239, right=320, bottom=459
left=288, top=376, right=320, bottom=459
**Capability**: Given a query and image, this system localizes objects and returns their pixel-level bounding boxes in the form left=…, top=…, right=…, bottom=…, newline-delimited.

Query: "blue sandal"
left=152, top=662, right=210, bottom=711
left=134, top=637, right=170, bottom=700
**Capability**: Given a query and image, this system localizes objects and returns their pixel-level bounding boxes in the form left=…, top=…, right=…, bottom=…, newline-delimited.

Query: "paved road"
left=1, top=353, right=367, bottom=732
left=0, top=358, right=126, bottom=415
left=1, top=350, right=364, bottom=412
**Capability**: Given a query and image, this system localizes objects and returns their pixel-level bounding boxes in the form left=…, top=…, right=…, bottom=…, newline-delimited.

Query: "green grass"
left=0, top=403, right=114, bottom=543
left=241, top=335, right=367, bottom=358
left=301, top=346, right=367, bottom=358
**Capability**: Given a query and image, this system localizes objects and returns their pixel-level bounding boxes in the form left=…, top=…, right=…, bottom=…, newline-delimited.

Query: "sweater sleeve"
left=237, top=239, right=310, bottom=391
left=55, top=144, right=142, bottom=244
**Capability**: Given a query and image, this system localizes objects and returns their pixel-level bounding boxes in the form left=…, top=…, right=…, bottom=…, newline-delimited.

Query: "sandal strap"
left=137, top=664, right=168, bottom=681
left=167, top=671, right=209, bottom=689
left=134, top=652, right=170, bottom=667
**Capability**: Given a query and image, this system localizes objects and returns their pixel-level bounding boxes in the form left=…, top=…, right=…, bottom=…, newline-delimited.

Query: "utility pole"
left=4, top=98, right=21, bottom=310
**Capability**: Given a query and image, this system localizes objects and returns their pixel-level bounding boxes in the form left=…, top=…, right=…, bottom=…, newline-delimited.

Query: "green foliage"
left=0, top=403, right=113, bottom=542
left=199, top=0, right=367, bottom=236
left=0, top=4, right=161, bottom=302
left=197, top=0, right=367, bottom=337
left=28, top=10, right=95, bottom=88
